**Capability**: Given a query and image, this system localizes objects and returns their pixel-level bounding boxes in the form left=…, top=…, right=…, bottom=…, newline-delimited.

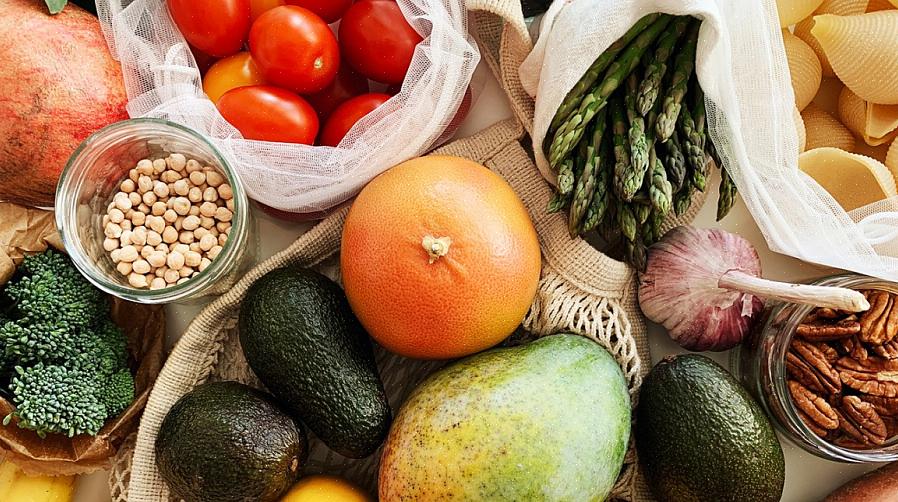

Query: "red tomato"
left=304, top=64, right=370, bottom=120
left=203, top=52, right=267, bottom=103
left=285, top=0, right=352, bottom=23
left=250, top=0, right=286, bottom=22
left=319, top=93, right=391, bottom=146
left=168, top=0, right=251, bottom=57
left=217, top=85, right=319, bottom=144
left=338, top=0, right=423, bottom=85
left=249, top=6, right=340, bottom=94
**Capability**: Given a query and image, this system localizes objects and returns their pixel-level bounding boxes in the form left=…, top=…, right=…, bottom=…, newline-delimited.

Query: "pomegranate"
left=0, top=0, right=129, bottom=207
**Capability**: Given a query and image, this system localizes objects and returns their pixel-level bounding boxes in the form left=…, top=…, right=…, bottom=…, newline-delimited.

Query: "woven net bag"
left=110, top=2, right=679, bottom=500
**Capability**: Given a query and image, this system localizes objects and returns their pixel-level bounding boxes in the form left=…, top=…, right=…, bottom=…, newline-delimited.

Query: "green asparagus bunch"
left=545, top=14, right=739, bottom=270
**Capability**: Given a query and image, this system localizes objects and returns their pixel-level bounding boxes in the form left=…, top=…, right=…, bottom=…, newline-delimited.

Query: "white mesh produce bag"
left=96, top=0, right=479, bottom=214
left=521, top=0, right=898, bottom=281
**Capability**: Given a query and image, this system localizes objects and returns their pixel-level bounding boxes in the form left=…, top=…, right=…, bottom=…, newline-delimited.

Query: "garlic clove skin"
left=638, top=226, right=765, bottom=352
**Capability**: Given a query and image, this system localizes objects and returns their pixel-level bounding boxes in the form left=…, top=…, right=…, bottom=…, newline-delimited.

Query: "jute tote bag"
left=108, top=1, right=680, bottom=499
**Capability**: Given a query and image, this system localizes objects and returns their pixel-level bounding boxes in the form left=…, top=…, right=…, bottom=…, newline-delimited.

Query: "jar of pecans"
left=734, top=274, right=898, bottom=462
left=56, top=119, right=257, bottom=303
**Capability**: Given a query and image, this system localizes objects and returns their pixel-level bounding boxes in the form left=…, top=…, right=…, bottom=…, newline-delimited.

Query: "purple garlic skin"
left=638, top=226, right=766, bottom=352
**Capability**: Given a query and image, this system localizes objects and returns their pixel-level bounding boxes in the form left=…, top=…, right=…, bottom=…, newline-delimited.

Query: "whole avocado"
left=239, top=266, right=391, bottom=458
left=636, top=354, right=785, bottom=502
left=155, top=381, right=306, bottom=502
left=379, top=334, right=631, bottom=501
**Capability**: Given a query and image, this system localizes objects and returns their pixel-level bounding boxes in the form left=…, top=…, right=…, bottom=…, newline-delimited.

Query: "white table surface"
left=73, top=62, right=881, bottom=502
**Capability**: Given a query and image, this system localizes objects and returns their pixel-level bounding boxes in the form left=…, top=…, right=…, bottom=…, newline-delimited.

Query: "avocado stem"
left=423, top=235, right=452, bottom=264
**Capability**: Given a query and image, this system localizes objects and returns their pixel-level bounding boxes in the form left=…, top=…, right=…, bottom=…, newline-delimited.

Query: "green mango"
left=379, top=334, right=631, bottom=501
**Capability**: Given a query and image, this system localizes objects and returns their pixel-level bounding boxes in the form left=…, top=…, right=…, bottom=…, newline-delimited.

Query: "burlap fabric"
left=109, top=1, right=686, bottom=499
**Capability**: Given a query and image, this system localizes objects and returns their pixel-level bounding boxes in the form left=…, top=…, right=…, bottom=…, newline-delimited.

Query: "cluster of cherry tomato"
left=167, top=0, right=423, bottom=146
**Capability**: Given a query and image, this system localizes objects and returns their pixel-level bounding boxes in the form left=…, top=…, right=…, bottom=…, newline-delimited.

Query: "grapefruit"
left=340, top=156, right=541, bottom=360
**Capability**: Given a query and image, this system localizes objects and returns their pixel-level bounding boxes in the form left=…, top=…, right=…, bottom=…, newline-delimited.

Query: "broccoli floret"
left=0, top=250, right=135, bottom=439
left=4, top=364, right=108, bottom=437
left=5, top=251, right=106, bottom=329
left=0, top=319, right=78, bottom=368
left=102, top=369, right=135, bottom=417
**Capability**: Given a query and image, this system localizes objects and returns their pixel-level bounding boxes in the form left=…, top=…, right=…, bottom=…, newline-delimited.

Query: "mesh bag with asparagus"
left=544, top=14, right=738, bottom=270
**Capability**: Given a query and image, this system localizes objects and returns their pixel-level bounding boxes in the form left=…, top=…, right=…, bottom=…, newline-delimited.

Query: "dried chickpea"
left=162, top=226, right=178, bottom=244
left=199, top=257, right=211, bottom=272
left=172, top=243, right=190, bottom=255
left=119, top=230, right=133, bottom=246
left=116, top=261, right=132, bottom=276
left=164, top=269, right=180, bottom=284
left=114, top=192, right=132, bottom=212
left=150, top=277, right=167, bottom=290
left=208, top=245, right=222, bottom=260
left=179, top=232, right=195, bottom=245
left=155, top=266, right=168, bottom=278
left=167, top=251, right=185, bottom=271
left=105, top=222, right=123, bottom=239
left=199, top=234, right=217, bottom=251
left=109, top=208, right=125, bottom=224
left=120, top=179, right=136, bottom=193
left=136, top=159, right=154, bottom=175
left=179, top=266, right=194, bottom=278
left=138, top=175, right=153, bottom=194
left=120, top=220, right=132, bottom=231
left=147, top=230, right=162, bottom=247
left=128, top=192, right=142, bottom=207
left=173, top=179, right=190, bottom=196
left=163, top=209, right=178, bottom=223
left=177, top=277, right=190, bottom=285
left=148, top=216, right=165, bottom=234
left=219, top=234, right=228, bottom=246
left=147, top=251, right=166, bottom=268
left=174, top=217, right=184, bottom=231
left=188, top=187, right=203, bottom=203
left=215, top=207, right=233, bottom=222
left=153, top=158, right=167, bottom=174
left=217, top=184, right=233, bottom=200
left=205, top=170, right=224, bottom=187
left=152, top=202, right=167, bottom=216
left=226, top=199, right=234, bottom=211
left=189, top=171, right=206, bottom=186
left=155, top=243, right=169, bottom=253
left=184, top=251, right=202, bottom=268
left=140, top=245, right=155, bottom=259
left=154, top=181, right=170, bottom=198
left=185, top=160, right=201, bottom=173
left=182, top=215, right=201, bottom=231
left=103, top=238, right=119, bottom=252
left=173, top=197, right=191, bottom=216
left=129, top=273, right=148, bottom=288
left=119, top=245, right=139, bottom=263
left=132, top=259, right=151, bottom=275
left=203, top=187, right=218, bottom=203
left=102, top=214, right=110, bottom=227
left=168, top=153, right=187, bottom=171
left=189, top=205, right=200, bottom=217
left=132, top=226, right=148, bottom=246
left=142, top=191, right=157, bottom=206
left=189, top=243, right=201, bottom=253
left=128, top=169, right=140, bottom=183
left=132, top=211, right=147, bottom=227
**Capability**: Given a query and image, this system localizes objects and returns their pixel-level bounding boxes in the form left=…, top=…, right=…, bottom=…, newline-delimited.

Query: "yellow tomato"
left=202, top=52, right=266, bottom=103
left=280, top=475, right=372, bottom=502
left=251, top=0, right=287, bottom=22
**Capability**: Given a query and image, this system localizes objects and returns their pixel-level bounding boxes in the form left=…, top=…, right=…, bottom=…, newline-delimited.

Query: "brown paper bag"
left=0, top=202, right=166, bottom=476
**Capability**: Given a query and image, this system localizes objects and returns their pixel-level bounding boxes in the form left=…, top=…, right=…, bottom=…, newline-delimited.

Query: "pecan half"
left=789, top=380, right=839, bottom=430
left=819, top=343, right=839, bottom=364
left=840, top=395, right=888, bottom=445
left=798, top=409, right=832, bottom=438
left=838, top=356, right=898, bottom=397
left=797, top=318, right=862, bottom=341
left=839, top=336, right=869, bottom=362
left=787, top=339, right=841, bottom=395
left=862, top=395, right=898, bottom=417
left=859, top=291, right=898, bottom=345
left=874, top=340, right=898, bottom=360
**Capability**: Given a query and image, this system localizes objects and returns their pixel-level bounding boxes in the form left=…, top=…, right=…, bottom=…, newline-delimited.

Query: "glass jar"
left=734, top=274, right=898, bottom=462
left=56, top=118, right=257, bottom=304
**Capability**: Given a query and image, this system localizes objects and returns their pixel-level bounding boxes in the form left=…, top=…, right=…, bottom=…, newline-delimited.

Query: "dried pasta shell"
left=802, top=102, right=857, bottom=150
left=819, top=0, right=871, bottom=16
left=795, top=0, right=870, bottom=76
left=783, top=30, right=823, bottom=111
left=812, top=12, right=898, bottom=104
left=800, top=147, right=898, bottom=210
left=868, top=0, right=896, bottom=11
left=778, top=0, right=826, bottom=26
left=886, top=137, right=898, bottom=178
left=796, top=105, right=808, bottom=152
left=838, top=86, right=898, bottom=145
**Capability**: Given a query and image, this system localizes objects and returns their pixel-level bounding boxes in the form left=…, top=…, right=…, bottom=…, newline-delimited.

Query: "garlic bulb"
left=638, top=226, right=869, bottom=352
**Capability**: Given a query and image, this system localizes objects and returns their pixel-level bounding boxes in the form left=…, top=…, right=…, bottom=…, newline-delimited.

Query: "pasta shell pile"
left=778, top=0, right=898, bottom=210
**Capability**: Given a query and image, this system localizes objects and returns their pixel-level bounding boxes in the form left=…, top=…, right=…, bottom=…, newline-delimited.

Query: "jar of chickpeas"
left=56, top=119, right=257, bottom=303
